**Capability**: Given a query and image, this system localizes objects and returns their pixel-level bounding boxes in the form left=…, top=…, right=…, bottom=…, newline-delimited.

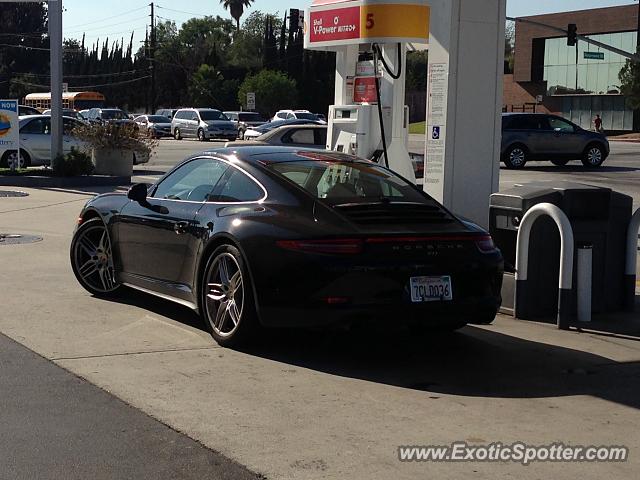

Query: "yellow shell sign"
left=0, top=113, right=12, bottom=137
left=306, top=0, right=429, bottom=49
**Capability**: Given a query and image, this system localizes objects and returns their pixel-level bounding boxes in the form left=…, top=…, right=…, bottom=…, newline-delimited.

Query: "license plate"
left=410, top=276, right=453, bottom=303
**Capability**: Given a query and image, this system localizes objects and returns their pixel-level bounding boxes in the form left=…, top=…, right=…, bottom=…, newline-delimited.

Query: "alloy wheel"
left=198, top=129, right=205, bottom=141
left=73, top=223, right=118, bottom=293
left=586, top=147, right=602, bottom=166
left=6, top=151, right=27, bottom=168
left=509, top=148, right=526, bottom=167
left=205, top=252, right=245, bottom=338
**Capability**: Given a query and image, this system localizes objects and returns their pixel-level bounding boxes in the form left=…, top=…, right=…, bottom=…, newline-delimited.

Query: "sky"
left=61, top=0, right=636, bottom=50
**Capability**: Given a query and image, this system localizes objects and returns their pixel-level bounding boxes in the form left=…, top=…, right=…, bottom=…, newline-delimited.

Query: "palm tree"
left=220, top=0, right=254, bottom=32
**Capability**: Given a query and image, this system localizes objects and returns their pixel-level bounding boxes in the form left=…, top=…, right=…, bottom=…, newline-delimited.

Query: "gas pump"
left=304, top=0, right=429, bottom=183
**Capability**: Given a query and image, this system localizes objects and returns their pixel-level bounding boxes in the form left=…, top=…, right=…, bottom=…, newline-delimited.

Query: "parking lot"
left=1, top=139, right=639, bottom=479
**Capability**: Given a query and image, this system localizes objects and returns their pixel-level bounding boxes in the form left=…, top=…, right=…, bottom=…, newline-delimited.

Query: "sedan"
left=70, top=146, right=503, bottom=347
left=225, top=124, right=327, bottom=149
left=243, top=118, right=324, bottom=140
left=0, top=115, right=87, bottom=168
left=42, top=109, right=84, bottom=121
left=134, top=114, right=173, bottom=138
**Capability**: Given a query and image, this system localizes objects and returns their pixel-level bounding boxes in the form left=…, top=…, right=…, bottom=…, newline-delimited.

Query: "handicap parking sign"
left=432, top=126, right=441, bottom=140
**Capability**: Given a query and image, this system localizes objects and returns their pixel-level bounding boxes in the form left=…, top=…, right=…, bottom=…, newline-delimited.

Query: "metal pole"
left=49, top=0, right=64, bottom=167
left=150, top=2, right=156, bottom=113
left=577, top=244, right=593, bottom=323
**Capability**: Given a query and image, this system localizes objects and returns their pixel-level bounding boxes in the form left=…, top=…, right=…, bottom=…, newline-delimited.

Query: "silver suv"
left=501, top=113, right=609, bottom=169
left=171, top=108, right=237, bottom=141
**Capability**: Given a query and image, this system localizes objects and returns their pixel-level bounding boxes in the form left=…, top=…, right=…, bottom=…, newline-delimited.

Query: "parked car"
left=70, top=146, right=503, bottom=346
left=272, top=109, right=323, bottom=122
left=224, top=111, right=266, bottom=139
left=243, top=118, right=324, bottom=140
left=171, top=108, right=237, bottom=141
left=501, top=113, right=610, bottom=169
left=226, top=124, right=327, bottom=149
left=0, top=115, right=87, bottom=168
left=84, top=108, right=133, bottom=126
left=18, top=105, right=41, bottom=116
left=315, top=113, right=327, bottom=122
left=156, top=108, right=179, bottom=119
left=42, top=108, right=84, bottom=120
left=134, top=114, right=173, bottom=138
left=78, top=109, right=90, bottom=120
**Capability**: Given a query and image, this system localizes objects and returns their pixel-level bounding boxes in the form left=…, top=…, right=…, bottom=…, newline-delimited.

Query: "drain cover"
left=0, top=233, right=43, bottom=245
left=0, top=190, right=29, bottom=198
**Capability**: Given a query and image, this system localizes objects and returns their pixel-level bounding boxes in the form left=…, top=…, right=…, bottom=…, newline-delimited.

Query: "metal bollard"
left=577, top=243, right=593, bottom=323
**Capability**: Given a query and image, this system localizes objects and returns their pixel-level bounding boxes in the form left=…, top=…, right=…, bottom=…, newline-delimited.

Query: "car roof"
left=202, top=145, right=372, bottom=165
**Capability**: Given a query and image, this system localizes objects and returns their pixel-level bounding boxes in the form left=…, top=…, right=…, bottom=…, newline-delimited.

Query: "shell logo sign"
left=306, top=0, right=429, bottom=49
left=0, top=113, right=12, bottom=137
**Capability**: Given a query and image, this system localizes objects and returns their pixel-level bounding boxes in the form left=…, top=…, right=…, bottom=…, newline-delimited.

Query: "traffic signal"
left=567, top=24, right=578, bottom=46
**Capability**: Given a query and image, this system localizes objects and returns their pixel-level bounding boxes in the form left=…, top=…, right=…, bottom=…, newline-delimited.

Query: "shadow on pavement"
left=102, top=288, right=640, bottom=410
left=501, top=164, right=639, bottom=173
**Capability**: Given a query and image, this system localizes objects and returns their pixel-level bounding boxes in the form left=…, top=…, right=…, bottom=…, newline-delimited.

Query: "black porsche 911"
left=70, top=146, right=503, bottom=346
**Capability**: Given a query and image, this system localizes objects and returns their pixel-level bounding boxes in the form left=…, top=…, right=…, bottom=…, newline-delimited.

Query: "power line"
left=65, top=5, right=148, bottom=29
left=11, top=69, right=149, bottom=79
left=156, top=5, right=210, bottom=18
left=65, top=15, right=150, bottom=35
left=11, top=75, right=151, bottom=90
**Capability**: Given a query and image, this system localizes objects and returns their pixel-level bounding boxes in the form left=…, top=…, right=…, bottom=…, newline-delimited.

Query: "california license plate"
left=410, top=276, right=453, bottom=303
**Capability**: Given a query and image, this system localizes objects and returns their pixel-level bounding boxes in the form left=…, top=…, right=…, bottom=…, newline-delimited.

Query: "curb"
left=0, top=175, right=131, bottom=188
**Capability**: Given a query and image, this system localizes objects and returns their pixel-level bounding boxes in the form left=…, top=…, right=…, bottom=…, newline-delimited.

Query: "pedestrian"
left=594, top=114, right=603, bottom=133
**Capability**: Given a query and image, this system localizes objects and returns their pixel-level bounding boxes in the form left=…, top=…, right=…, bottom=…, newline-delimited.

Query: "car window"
left=504, top=115, right=544, bottom=131
left=199, top=110, right=225, bottom=121
left=239, top=113, right=263, bottom=122
left=285, top=128, right=315, bottom=145
left=21, top=118, right=49, bottom=134
left=213, top=168, right=264, bottom=202
left=152, top=158, right=228, bottom=202
left=548, top=117, right=575, bottom=133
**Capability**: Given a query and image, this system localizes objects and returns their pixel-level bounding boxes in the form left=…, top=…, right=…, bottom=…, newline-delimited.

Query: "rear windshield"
left=268, top=158, right=428, bottom=204
left=294, top=112, right=318, bottom=120
left=239, top=113, right=264, bottom=122
left=102, top=110, right=128, bottom=120
left=147, top=115, right=171, bottom=122
left=200, top=110, right=227, bottom=121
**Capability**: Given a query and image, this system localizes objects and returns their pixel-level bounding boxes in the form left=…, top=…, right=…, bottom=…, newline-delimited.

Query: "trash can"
left=490, top=181, right=633, bottom=321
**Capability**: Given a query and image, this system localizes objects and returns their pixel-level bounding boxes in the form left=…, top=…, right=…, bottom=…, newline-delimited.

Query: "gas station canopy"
left=305, top=0, right=429, bottom=49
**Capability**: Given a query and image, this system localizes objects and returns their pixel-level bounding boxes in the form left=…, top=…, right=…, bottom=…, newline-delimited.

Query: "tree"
left=220, top=0, right=255, bottom=32
left=504, top=20, right=515, bottom=74
left=619, top=56, right=640, bottom=109
left=237, top=69, right=297, bottom=117
left=406, top=50, right=428, bottom=92
left=188, top=64, right=239, bottom=109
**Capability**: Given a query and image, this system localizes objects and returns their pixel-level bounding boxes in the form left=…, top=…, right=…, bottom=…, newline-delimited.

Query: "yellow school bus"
left=24, top=91, right=106, bottom=112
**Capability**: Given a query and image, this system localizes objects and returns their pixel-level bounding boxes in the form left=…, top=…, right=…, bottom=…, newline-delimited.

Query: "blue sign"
left=432, top=126, right=441, bottom=140
left=0, top=99, right=19, bottom=167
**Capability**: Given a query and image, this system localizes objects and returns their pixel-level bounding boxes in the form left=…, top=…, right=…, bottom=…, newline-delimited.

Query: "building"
left=504, top=4, right=638, bottom=131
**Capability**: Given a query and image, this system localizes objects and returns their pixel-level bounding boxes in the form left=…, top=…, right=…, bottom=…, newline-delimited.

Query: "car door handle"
left=174, top=221, right=189, bottom=235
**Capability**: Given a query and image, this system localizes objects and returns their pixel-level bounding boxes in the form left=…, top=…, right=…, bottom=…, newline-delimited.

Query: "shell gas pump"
left=304, top=0, right=429, bottom=183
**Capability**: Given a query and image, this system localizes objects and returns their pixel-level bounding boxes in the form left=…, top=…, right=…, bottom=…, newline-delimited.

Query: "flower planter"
left=92, top=148, right=134, bottom=177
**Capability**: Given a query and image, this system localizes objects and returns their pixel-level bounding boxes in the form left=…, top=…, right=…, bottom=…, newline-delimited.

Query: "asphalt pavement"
left=0, top=333, right=260, bottom=480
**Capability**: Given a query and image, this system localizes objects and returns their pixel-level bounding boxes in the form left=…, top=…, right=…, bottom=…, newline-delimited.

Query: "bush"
left=53, top=148, right=94, bottom=177
left=72, top=122, right=158, bottom=159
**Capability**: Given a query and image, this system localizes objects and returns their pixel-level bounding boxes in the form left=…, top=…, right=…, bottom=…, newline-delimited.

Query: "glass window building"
left=543, top=32, right=635, bottom=131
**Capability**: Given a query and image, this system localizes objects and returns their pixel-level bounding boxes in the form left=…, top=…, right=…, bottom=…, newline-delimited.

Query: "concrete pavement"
left=1, top=187, right=639, bottom=479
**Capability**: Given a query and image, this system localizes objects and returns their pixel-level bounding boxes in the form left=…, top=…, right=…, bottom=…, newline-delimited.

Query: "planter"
left=92, top=148, right=134, bottom=177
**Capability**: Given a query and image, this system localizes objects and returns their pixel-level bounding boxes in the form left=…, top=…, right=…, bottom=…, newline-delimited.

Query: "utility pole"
left=49, top=0, right=63, bottom=167
left=149, top=2, right=156, bottom=113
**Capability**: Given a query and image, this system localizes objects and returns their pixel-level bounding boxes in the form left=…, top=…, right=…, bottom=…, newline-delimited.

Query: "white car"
left=1, top=115, right=88, bottom=168
left=271, top=109, right=324, bottom=122
left=226, top=124, right=327, bottom=149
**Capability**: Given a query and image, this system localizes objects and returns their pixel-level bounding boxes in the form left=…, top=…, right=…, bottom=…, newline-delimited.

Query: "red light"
left=324, top=296, right=350, bottom=305
left=475, top=235, right=497, bottom=253
left=276, top=238, right=363, bottom=255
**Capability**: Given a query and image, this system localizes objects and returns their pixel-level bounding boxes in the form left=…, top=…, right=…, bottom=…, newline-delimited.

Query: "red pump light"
left=276, top=238, right=364, bottom=255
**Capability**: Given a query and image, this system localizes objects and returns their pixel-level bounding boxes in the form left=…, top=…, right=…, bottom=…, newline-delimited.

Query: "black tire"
left=174, top=128, right=182, bottom=140
left=0, top=149, right=31, bottom=168
left=200, top=245, right=259, bottom=347
left=70, top=218, right=121, bottom=297
left=197, top=128, right=207, bottom=142
left=581, top=143, right=605, bottom=167
left=238, top=129, right=244, bottom=140
left=503, top=145, right=527, bottom=169
left=468, top=309, right=498, bottom=325
left=550, top=158, right=569, bottom=167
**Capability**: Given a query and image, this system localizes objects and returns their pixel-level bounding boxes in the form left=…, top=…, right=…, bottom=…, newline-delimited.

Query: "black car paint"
left=76, top=147, right=503, bottom=327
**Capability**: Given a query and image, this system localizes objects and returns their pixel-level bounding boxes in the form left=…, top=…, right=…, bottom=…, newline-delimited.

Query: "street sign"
left=247, top=92, right=256, bottom=111
left=0, top=100, right=20, bottom=170
left=584, top=51, right=605, bottom=60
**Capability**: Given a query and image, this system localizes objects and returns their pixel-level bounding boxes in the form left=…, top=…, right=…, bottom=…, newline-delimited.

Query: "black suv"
left=501, top=113, right=609, bottom=169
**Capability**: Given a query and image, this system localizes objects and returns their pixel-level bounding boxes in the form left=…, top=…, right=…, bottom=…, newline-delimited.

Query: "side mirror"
left=127, top=183, right=149, bottom=203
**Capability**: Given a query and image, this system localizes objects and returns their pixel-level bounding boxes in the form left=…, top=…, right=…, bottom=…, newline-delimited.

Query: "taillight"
left=475, top=235, right=498, bottom=254
left=276, top=238, right=363, bottom=255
